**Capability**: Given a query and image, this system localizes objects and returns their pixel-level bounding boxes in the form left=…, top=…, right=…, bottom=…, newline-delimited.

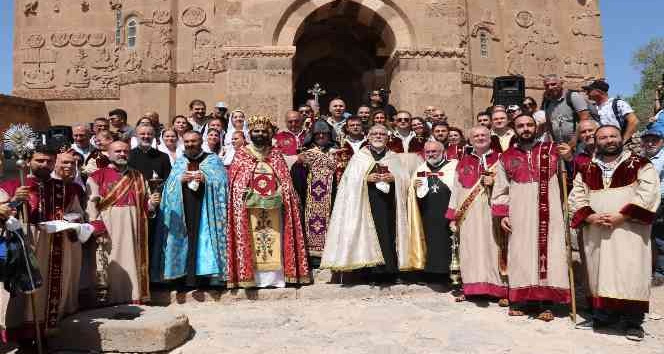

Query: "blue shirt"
left=648, top=146, right=664, bottom=197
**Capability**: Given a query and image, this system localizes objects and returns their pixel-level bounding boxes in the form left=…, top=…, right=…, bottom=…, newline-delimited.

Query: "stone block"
left=48, top=305, right=192, bottom=353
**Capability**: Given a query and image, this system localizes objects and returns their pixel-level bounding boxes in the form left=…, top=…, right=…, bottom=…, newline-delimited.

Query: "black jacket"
left=128, top=147, right=172, bottom=182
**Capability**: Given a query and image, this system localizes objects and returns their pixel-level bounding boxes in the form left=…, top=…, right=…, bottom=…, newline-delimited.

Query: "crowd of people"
left=1, top=74, right=664, bottom=347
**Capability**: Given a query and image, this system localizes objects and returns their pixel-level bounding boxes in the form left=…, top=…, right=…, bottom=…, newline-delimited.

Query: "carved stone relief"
left=192, top=29, right=217, bottom=72
left=64, top=49, right=90, bottom=88
left=515, top=11, right=534, bottom=28
left=89, top=33, right=107, bottom=47
left=24, top=1, right=38, bottom=16
left=109, top=0, right=122, bottom=10
left=81, top=0, right=90, bottom=12
left=182, top=7, right=206, bottom=27
left=26, top=34, right=46, bottom=48
left=505, top=14, right=561, bottom=77
left=22, top=46, right=56, bottom=89
left=51, top=33, right=69, bottom=47
left=70, top=33, right=88, bottom=47
left=153, top=9, right=172, bottom=24
left=146, top=25, right=173, bottom=71
left=123, top=50, right=142, bottom=72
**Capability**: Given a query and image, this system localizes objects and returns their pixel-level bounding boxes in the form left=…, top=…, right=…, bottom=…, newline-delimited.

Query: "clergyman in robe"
left=0, top=146, right=87, bottom=342
left=408, top=141, right=456, bottom=281
left=570, top=125, right=659, bottom=341
left=492, top=115, right=571, bottom=322
left=152, top=131, right=228, bottom=288
left=86, top=141, right=161, bottom=305
left=321, top=124, right=423, bottom=283
left=446, top=126, right=508, bottom=304
left=226, top=115, right=310, bottom=288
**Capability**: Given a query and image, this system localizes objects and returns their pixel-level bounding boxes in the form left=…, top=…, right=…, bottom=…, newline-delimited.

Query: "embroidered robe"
left=491, top=142, right=571, bottom=304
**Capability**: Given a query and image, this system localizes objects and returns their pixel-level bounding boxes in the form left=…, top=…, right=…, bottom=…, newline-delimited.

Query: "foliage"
left=628, top=37, right=664, bottom=126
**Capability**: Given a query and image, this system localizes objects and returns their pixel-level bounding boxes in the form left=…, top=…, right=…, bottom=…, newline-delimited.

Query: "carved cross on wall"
left=307, top=83, right=326, bottom=106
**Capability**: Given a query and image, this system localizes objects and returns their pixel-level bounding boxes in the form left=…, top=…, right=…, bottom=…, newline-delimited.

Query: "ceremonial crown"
left=248, top=115, right=274, bottom=130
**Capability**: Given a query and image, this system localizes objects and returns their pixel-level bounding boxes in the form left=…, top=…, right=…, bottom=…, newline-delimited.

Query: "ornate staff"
left=3, top=124, right=44, bottom=354
left=307, top=83, right=326, bottom=107
left=552, top=121, right=577, bottom=324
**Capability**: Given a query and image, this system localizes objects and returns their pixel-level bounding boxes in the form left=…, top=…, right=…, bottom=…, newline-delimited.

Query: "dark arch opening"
left=292, top=1, right=396, bottom=114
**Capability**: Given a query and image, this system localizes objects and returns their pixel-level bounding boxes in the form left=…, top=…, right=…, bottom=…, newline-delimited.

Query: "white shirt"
left=597, top=97, right=634, bottom=128
left=344, top=137, right=367, bottom=154
left=393, top=129, right=415, bottom=152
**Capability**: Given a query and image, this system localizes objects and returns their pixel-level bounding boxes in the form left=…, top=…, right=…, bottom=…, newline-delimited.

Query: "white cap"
left=215, top=102, right=227, bottom=109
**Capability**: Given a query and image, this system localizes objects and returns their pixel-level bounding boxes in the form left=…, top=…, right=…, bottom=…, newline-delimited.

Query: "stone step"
left=48, top=305, right=192, bottom=353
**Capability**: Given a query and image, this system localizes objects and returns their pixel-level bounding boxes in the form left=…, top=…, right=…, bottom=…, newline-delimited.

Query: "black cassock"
left=367, top=149, right=398, bottom=275
left=181, top=152, right=209, bottom=285
left=417, top=161, right=453, bottom=274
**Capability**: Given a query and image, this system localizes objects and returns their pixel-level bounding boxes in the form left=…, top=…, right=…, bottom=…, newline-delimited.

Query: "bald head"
left=329, top=98, right=346, bottom=120
left=108, top=141, right=130, bottom=166
left=285, top=110, right=303, bottom=133
left=72, top=124, right=91, bottom=147
left=469, top=125, right=491, bottom=152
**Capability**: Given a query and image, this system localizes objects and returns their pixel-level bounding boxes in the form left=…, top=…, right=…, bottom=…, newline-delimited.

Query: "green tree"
left=629, top=37, right=664, bottom=125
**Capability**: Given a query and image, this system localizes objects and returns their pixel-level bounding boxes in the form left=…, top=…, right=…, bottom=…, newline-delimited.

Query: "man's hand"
left=585, top=213, right=604, bottom=226
left=500, top=217, right=512, bottom=233
left=181, top=171, right=193, bottom=183
left=600, top=213, right=626, bottom=229
left=367, top=173, right=380, bottom=183
left=12, top=186, right=30, bottom=202
left=0, top=203, right=15, bottom=219
left=193, top=171, right=205, bottom=183
left=415, top=179, right=424, bottom=188
left=380, top=173, right=395, bottom=183
left=149, top=193, right=161, bottom=208
left=556, top=143, right=573, bottom=162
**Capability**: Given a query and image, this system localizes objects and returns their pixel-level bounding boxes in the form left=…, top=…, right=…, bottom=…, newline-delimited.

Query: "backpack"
left=564, top=91, right=628, bottom=133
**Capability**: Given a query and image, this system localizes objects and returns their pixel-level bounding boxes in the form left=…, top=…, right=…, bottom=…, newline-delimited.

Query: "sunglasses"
left=396, top=118, right=411, bottom=122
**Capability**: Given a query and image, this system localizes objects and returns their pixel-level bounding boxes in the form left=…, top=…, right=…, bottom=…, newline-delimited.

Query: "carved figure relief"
left=182, top=6, right=206, bottom=27
left=571, top=11, right=602, bottom=38
left=147, top=25, right=173, bottom=71
left=26, top=34, right=46, bottom=48
left=90, top=48, right=116, bottom=71
left=123, top=50, right=142, bottom=72
left=53, top=0, right=60, bottom=13
left=81, top=0, right=90, bottom=12
left=89, top=33, right=107, bottom=47
left=192, top=29, right=218, bottom=72
left=424, top=0, right=447, bottom=18
left=23, top=67, right=55, bottom=89
left=70, top=33, right=88, bottom=47
left=65, top=49, right=91, bottom=88
left=51, top=33, right=69, bottom=47
left=24, top=1, right=38, bottom=16
left=505, top=14, right=561, bottom=77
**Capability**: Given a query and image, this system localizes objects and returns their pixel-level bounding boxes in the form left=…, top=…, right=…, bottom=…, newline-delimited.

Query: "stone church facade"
left=13, top=0, right=604, bottom=128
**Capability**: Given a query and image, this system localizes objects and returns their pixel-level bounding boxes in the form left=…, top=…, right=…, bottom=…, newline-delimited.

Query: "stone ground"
left=3, top=280, right=664, bottom=353
left=163, top=284, right=664, bottom=354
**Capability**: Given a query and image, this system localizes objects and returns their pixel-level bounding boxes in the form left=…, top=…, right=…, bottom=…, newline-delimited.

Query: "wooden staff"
left=556, top=145, right=577, bottom=324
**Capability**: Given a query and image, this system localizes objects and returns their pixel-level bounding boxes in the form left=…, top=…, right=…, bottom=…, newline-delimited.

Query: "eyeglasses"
left=395, top=118, right=411, bottom=122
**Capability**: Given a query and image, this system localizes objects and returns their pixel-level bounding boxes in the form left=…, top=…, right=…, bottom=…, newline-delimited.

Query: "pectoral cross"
left=307, top=83, right=326, bottom=106
left=430, top=182, right=440, bottom=194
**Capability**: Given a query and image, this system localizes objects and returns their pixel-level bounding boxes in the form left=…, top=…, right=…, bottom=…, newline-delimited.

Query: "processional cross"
left=307, top=83, right=327, bottom=106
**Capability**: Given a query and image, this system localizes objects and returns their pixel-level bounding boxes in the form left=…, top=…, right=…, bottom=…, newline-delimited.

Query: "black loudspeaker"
left=46, top=125, right=73, bottom=148
left=492, top=76, right=525, bottom=107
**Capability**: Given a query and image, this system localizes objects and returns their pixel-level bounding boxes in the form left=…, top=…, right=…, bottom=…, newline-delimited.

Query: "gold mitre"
left=248, top=115, right=274, bottom=130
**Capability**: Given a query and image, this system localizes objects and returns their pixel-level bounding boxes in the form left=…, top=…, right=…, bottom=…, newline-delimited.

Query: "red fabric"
left=387, top=135, right=404, bottom=153
left=500, top=142, right=558, bottom=183
left=226, top=146, right=310, bottom=288
left=463, top=282, right=508, bottom=298
left=508, top=286, right=571, bottom=304
left=408, top=136, right=427, bottom=153
left=571, top=205, right=596, bottom=229
left=589, top=296, right=649, bottom=314
left=491, top=204, right=509, bottom=218
left=572, top=152, right=592, bottom=177
left=620, top=203, right=657, bottom=224
left=2, top=177, right=83, bottom=223
left=445, top=208, right=456, bottom=220
left=489, top=134, right=517, bottom=153
left=274, top=130, right=306, bottom=156
left=335, top=142, right=357, bottom=181
left=537, top=148, right=552, bottom=281
left=580, top=154, right=650, bottom=191
left=445, top=144, right=466, bottom=160
left=455, top=151, right=501, bottom=188
left=89, top=168, right=140, bottom=207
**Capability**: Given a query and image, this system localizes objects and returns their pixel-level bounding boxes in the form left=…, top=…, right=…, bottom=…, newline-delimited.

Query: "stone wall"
left=12, top=0, right=605, bottom=128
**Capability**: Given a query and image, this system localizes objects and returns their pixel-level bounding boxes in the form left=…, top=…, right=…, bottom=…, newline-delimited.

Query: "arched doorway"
left=292, top=1, right=396, bottom=114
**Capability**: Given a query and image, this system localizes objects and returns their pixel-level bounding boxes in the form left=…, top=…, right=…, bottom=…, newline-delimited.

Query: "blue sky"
left=0, top=1, right=662, bottom=96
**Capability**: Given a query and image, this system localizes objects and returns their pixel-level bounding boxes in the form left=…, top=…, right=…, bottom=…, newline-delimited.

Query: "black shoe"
left=625, top=325, right=645, bottom=341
